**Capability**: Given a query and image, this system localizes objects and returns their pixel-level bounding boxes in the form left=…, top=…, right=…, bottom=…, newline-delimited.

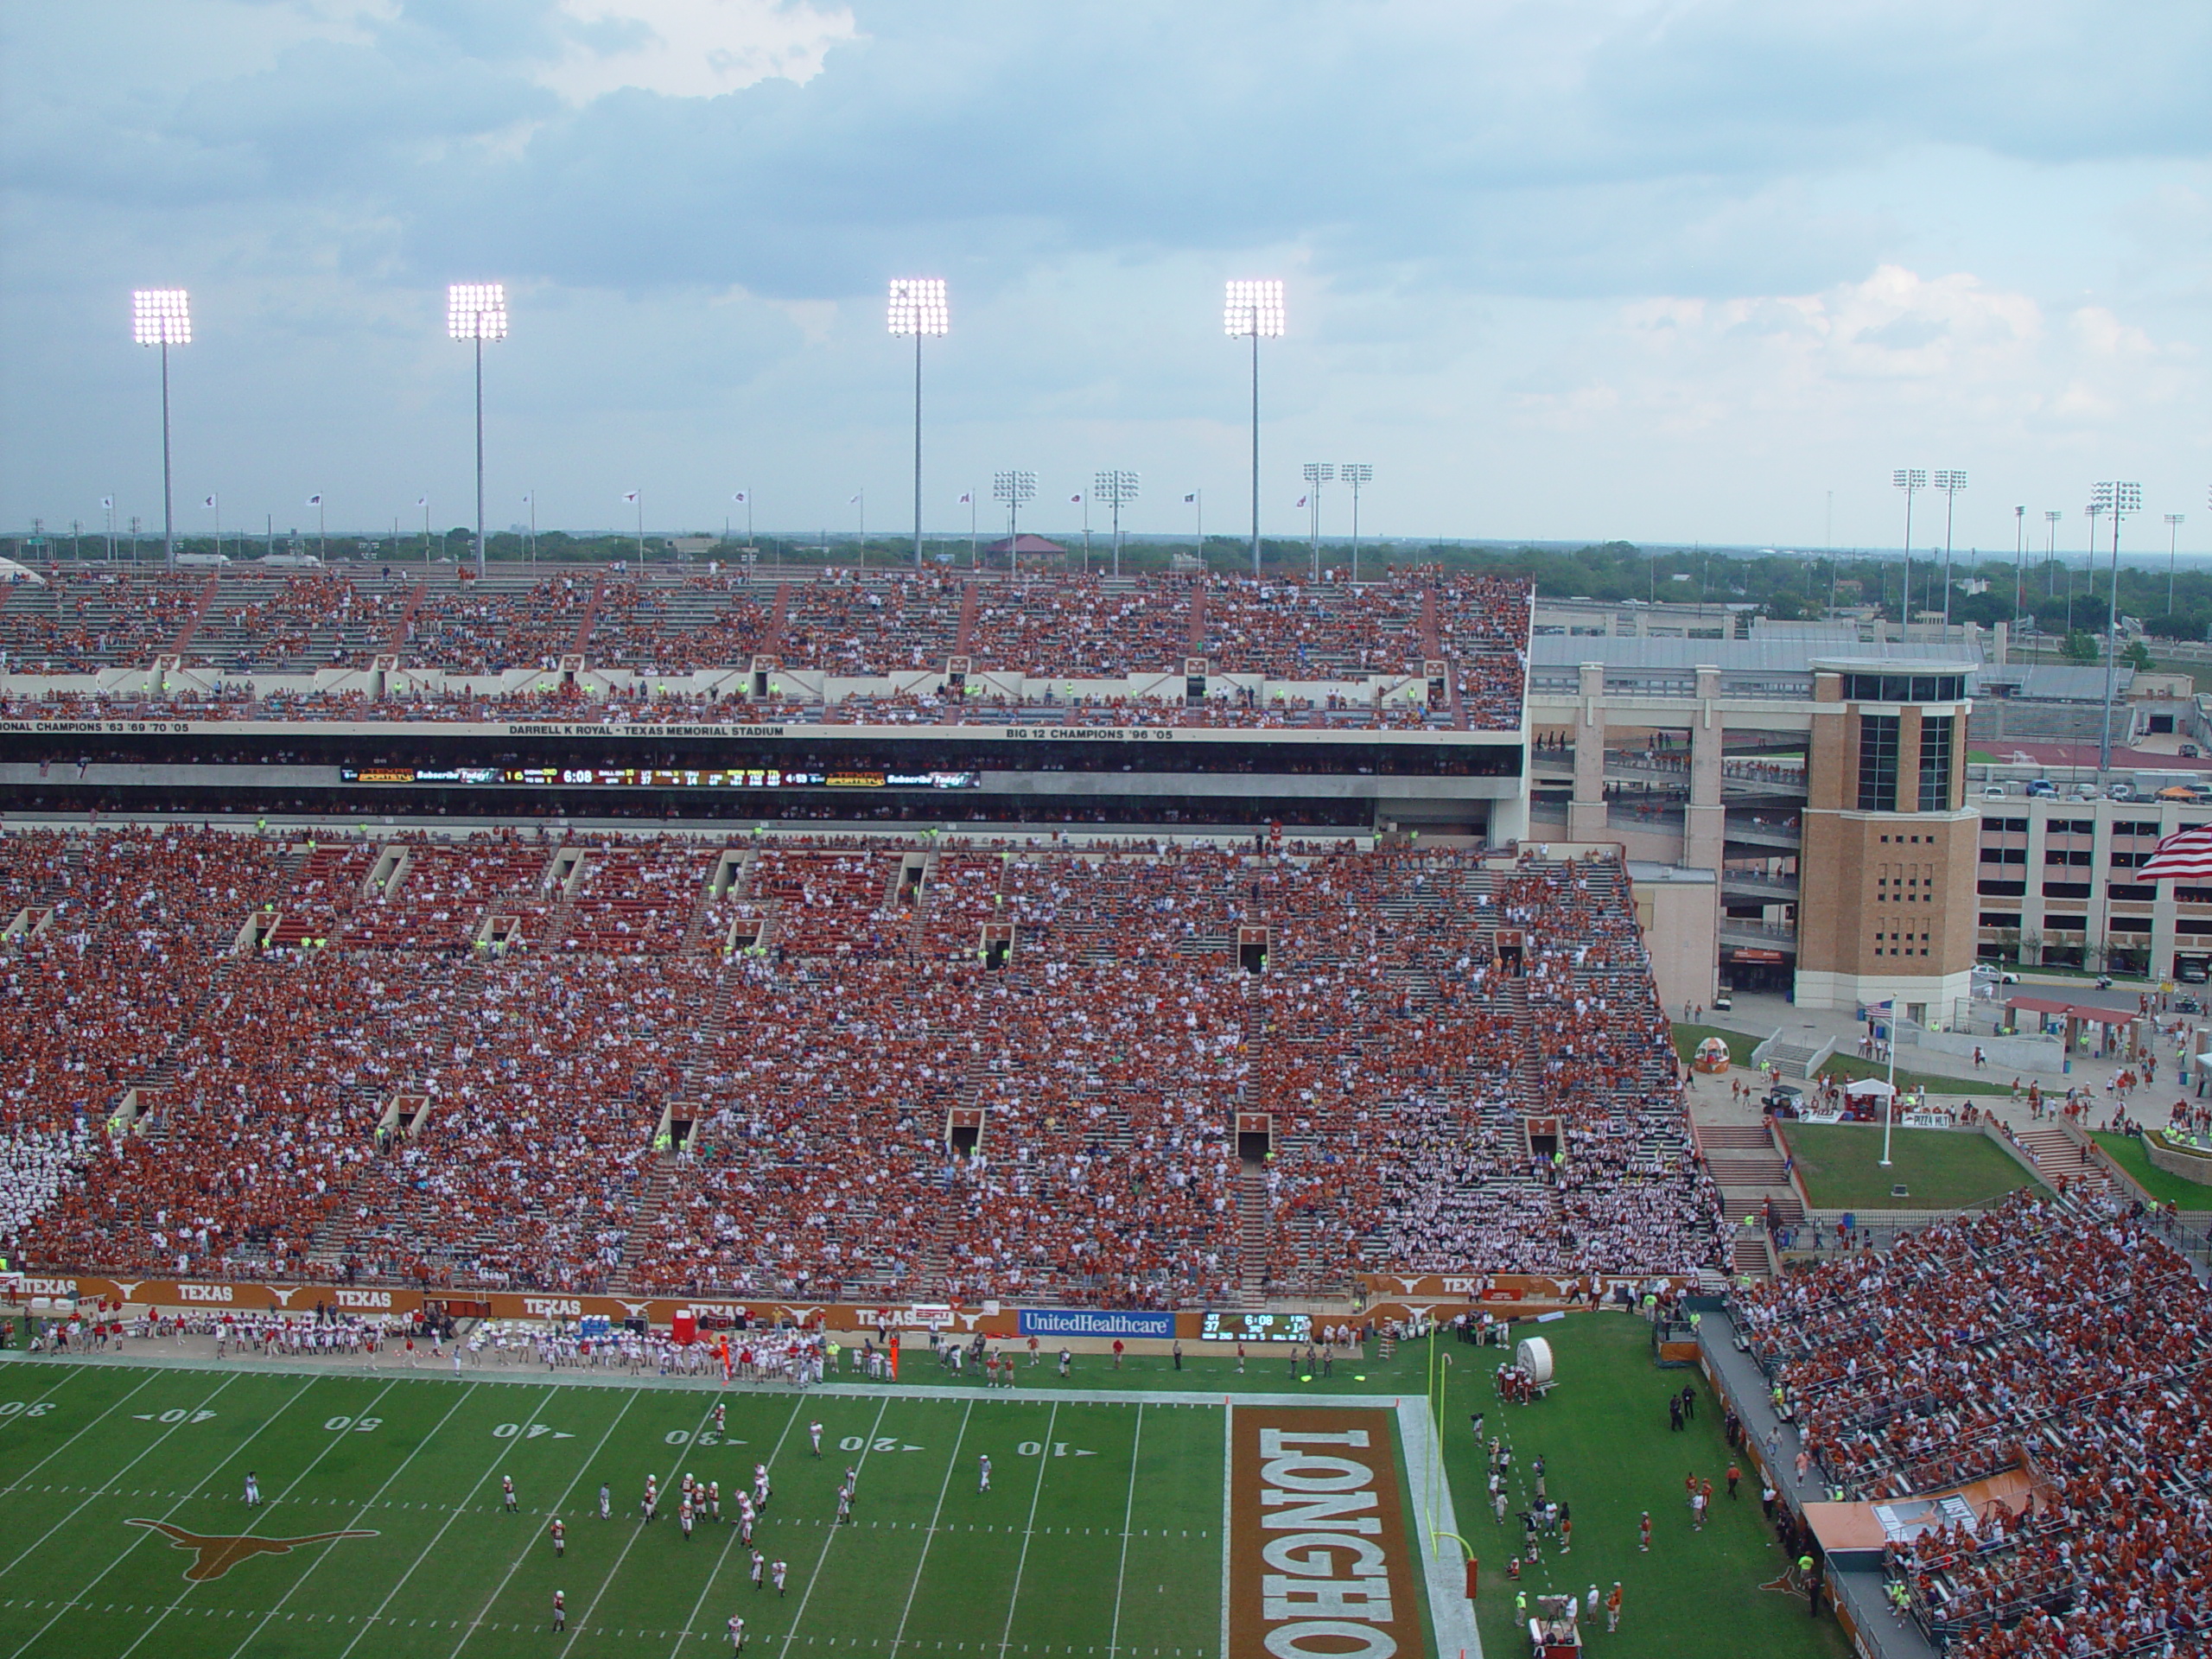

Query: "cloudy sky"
left=2, top=0, right=2207, bottom=555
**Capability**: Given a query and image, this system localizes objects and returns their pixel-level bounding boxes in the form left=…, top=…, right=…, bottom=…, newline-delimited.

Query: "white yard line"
left=553, top=1391, right=728, bottom=1658
left=1107, top=1402, right=1143, bottom=1659
left=111, top=1377, right=404, bottom=1659
left=0, top=1369, right=157, bottom=1497
left=331, top=1383, right=562, bottom=1659
left=772, top=1395, right=892, bottom=1656
left=994, top=1401, right=1058, bottom=1659
left=0, top=1364, right=95, bottom=1433
left=666, top=1397, right=806, bottom=1659
left=223, top=1380, right=477, bottom=1659
left=1218, top=1402, right=1233, bottom=1659
left=4, top=1370, right=308, bottom=1659
left=883, top=1398, right=974, bottom=1659
left=0, top=1371, right=238, bottom=1579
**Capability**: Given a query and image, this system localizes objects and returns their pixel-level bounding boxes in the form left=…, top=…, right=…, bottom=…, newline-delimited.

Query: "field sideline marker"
left=553, top=1390, right=750, bottom=1657
left=4, top=1370, right=316, bottom=1659
left=1105, top=1401, right=1141, bottom=1659
left=221, top=1374, right=478, bottom=1659
left=994, top=1401, right=1058, bottom=1659
left=111, top=1376, right=404, bottom=1659
left=667, top=1395, right=807, bottom=1657
left=884, top=1398, right=972, bottom=1659
left=330, top=1382, right=563, bottom=1659
left=775, top=1395, right=891, bottom=1656
left=1217, top=1402, right=1231, bottom=1659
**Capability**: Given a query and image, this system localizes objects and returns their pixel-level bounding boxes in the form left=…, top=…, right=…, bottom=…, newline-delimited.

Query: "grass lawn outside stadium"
left=0, top=1313, right=1844, bottom=1659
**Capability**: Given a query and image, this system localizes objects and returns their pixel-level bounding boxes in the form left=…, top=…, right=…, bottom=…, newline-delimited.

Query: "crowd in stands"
left=0, top=826, right=1714, bottom=1309
left=1, top=565, right=1529, bottom=731
left=1733, top=1192, right=2212, bottom=1656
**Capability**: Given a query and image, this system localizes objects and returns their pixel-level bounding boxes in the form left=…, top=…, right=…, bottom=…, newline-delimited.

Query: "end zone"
left=1226, top=1400, right=1479, bottom=1659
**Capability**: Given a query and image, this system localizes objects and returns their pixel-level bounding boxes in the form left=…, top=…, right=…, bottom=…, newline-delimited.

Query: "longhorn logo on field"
left=125, top=1519, right=378, bottom=1580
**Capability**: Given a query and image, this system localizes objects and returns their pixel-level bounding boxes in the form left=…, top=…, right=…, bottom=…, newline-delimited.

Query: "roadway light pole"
left=1301, top=463, right=1333, bottom=581
left=2094, top=481, right=2142, bottom=779
left=992, top=469, right=1035, bottom=579
left=1933, top=471, right=1967, bottom=632
left=887, top=278, right=950, bottom=569
left=447, top=283, right=508, bottom=578
left=1094, top=470, right=1139, bottom=579
left=132, top=289, right=192, bottom=569
left=1892, top=469, right=1926, bottom=639
left=2014, top=505, right=2025, bottom=635
left=2045, top=510, right=2062, bottom=600
left=1341, top=464, right=1372, bottom=583
left=2075, top=503, right=2103, bottom=638
left=1224, top=280, right=1285, bottom=575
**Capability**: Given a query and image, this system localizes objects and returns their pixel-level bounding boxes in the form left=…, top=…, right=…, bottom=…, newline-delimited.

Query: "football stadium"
left=0, top=557, right=2205, bottom=1659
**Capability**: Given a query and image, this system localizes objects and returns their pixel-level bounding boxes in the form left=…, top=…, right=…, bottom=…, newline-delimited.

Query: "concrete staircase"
left=2011, top=1127, right=2119, bottom=1205
left=1235, top=1163, right=1269, bottom=1309
left=1696, top=1122, right=1799, bottom=1277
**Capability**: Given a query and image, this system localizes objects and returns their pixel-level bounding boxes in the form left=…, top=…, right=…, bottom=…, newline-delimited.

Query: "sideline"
left=1395, top=1396, right=1483, bottom=1659
left=0, top=1351, right=1414, bottom=1411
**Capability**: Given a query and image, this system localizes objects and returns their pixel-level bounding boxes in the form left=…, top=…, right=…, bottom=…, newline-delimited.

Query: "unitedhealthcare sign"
left=1017, top=1308, right=1174, bottom=1339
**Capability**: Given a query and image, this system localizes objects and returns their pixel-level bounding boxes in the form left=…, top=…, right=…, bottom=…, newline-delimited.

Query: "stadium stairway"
left=1695, top=1122, right=1794, bottom=1280
left=2011, top=1128, right=2120, bottom=1205
left=613, top=1156, right=678, bottom=1288
left=1235, top=1163, right=1269, bottom=1309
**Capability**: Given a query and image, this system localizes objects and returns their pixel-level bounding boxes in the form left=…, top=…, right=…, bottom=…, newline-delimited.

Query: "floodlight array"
left=1934, top=469, right=1967, bottom=493
left=1094, top=469, right=1140, bottom=506
left=1224, top=279, right=1285, bottom=339
left=992, top=469, right=1037, bottom=505
left=2093, top=480, right=2143, bottom=517
left=447, top=283, right=509, bottom=341
left=887, top=277, right=950, bottom=338
left=1892, top=468, right=1927, bottom=491
left=132, top=289, right=192, bottom=346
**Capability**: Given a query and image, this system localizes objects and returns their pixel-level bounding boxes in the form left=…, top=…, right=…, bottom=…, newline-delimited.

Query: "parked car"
left=2107, top=782, right=2137, bottom=801
left=1711, top=993, right=1733, bottom=1013
left=1762, top=1084, right=1803, bottom=1116
left=2025, top=779, right=2059, bottom=798
left=2183, top=745, right=2202, bottom=759
left=1981, top=784, right=2010, bottom=799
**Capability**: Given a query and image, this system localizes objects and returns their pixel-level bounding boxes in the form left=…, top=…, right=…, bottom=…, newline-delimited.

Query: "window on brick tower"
left=1859, top=715, right=1900, bottom=811
left=1918, top=715, right=1955, bottom=811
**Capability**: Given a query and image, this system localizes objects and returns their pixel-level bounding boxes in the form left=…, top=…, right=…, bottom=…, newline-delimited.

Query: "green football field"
left=0, top=1314, right=1847, bottom=1659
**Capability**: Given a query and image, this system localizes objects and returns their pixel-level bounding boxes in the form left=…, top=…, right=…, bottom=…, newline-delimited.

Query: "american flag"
left=2140, top=823, right=2212, bottom=881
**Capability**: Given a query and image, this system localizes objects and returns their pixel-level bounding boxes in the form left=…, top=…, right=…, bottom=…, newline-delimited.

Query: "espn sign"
left=1230, top=1408, right=1420, bottom=1659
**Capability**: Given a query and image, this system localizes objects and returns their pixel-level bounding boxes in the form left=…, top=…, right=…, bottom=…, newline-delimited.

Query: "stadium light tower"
left=2044, top=509, right=2062, bottom=601
left=992, top=469, right=1036, bottom=576
left=1892, top=469, right=1926, bottom=637
left=1933, top=470, right=1967, bottom=632
left=1301, top=462, right=1333, bottom=580
left=131, top=289, right=191, bottom=569
left=888, top=278, right=950, bottom=569
left=1341, top=463, right=1373, bottom=582
left=447, top=283, right=508, bottom=579
left=1094, top=469, right=1140, bottom=578
left=1224, top=280, right=1285, bottom=575
left=2167, top=512, right=2186, bottom=616
left=2094, top=480, right=2142, bottom=779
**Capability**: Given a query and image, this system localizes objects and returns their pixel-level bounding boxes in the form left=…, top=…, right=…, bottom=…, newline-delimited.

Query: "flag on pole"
left=100, top=496, right=113, bottom=510
left=1070, top=493, right=1083, bottom=504
left=202, top=495, right=216, bottom=508
left=1183, top=493, right=1198, bottom=504
left=2140, top=823, right=2212, bottom=881
left=307, top=494, right=322, bottom=506
left=732, top=491, right=747, bottom=504
left=416, top=496, right=427, bottom=507
left=849, top=493, right=862, bottom=505
left=521, top=493, right=531, bottom=503
left=1295, top=495, right=1308, bottom=509
left=958, top=492, right=972, bottom=505
left=623, top=491, right=639, bottom=504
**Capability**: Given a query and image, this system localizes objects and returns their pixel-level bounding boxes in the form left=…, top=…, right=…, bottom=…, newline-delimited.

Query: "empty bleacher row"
left=0, top=826, right=1715, bottom=1305
left=0, top=566, right=1528, bottom=730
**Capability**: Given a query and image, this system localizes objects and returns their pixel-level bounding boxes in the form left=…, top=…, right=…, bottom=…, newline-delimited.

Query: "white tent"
left=0, top=556, right=48, bottom=587
left=1845, top=1077, right=1897, bottom=1098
